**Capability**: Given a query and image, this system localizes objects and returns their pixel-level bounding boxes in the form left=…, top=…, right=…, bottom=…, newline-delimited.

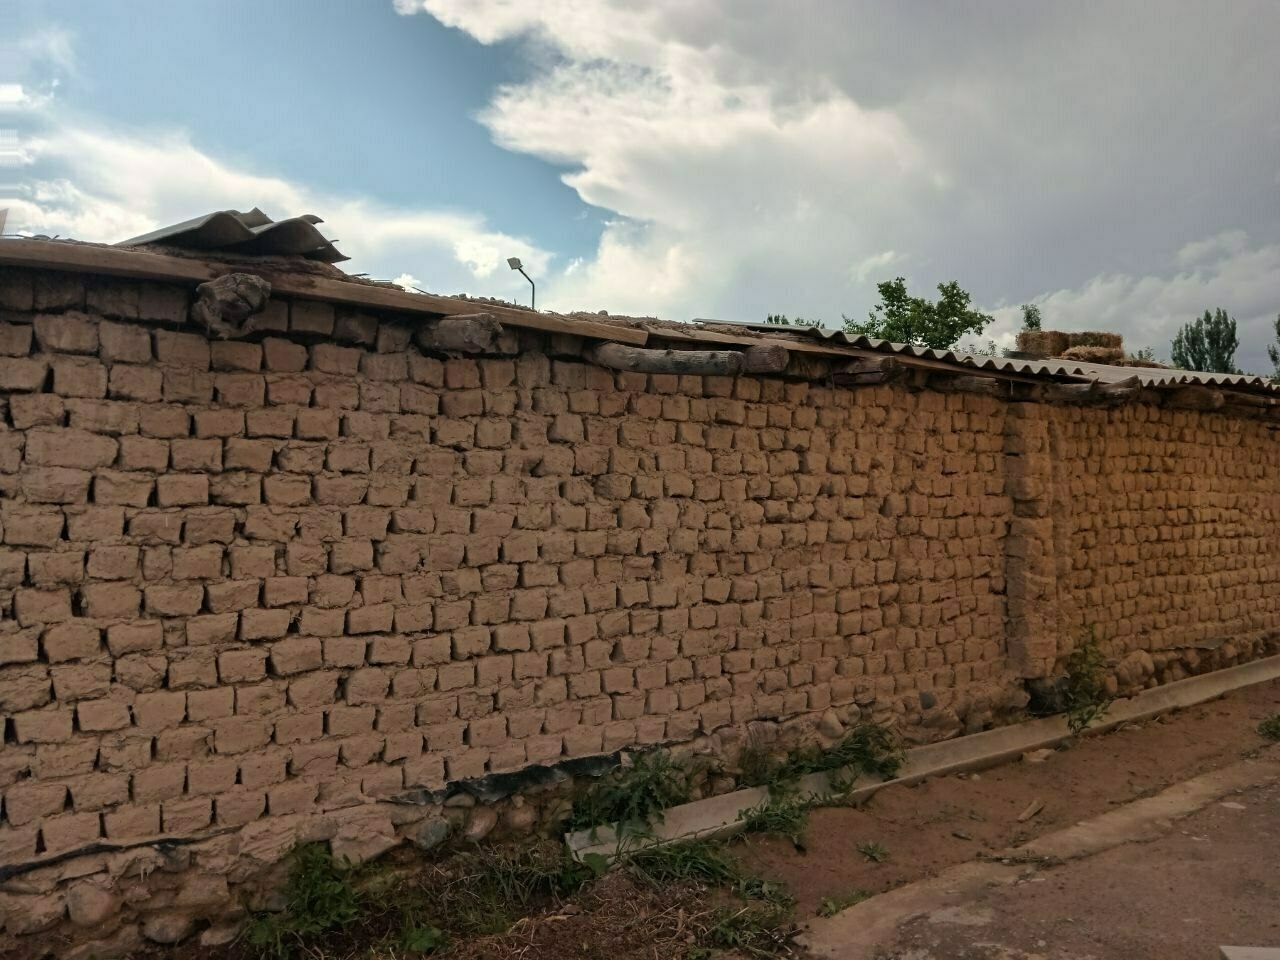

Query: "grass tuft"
left=564, top=749, right=691, bottom=834
left=856, top=840, right=890, bottom=863
left=817, top=889, right=871, bottom=917
left=242, top=844, right=364, bottom=960
left=1063, top=627, right=1112, bottom=735
left=1259, top=713, right=1280, bottom=742
left=740, top=791, right=810, bottom=848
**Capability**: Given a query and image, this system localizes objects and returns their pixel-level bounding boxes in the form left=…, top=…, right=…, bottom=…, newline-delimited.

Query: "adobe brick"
left=34, top=312, right=98, bottom=354
left=224, top=437, right=275, bottom=472
left=98, top=320, right=153, bottom=364
left=347, top=603, right=394, bottom=634
left=22, top=466, right=91, bottom=504
left=162, top=797, right=213, bottom=833
left=2, top=507, right=64, bottom=547
left=182, top=508, right=236, bottom=545
left=262, top=337, right=308, bottom=372
left=290, top=299, right=334, bottom=335
left=10, top=393, right=64, bottom=429
left=80, top=582, right=141, bottom=618
left=193, top=408, right=245, bottom=438
left=40, top=622, right=101, bottom=662
left=49, top=661, right=109, bottom=701
left=205, top=579, right=261, bottom=613
left=217, top=648, right=267, bottom=684
left=138, top=403, right=190, bottom=439
left=0, top=321, right=32, bottom=356
left=105, top=621, right=163, bottom=656
left=40, top=810, right=102, bottom=853
left=117, top=436, right=169, bottom=476
left=4, top=781, right=68, bottom=825
left=26, top=428, right=118, bottom=469
left=11, top=707, right=74, bottom=743
left=85, top=543, right=139, bottom=580
left=0, top=356, right=49, bottom=391
left=296, top=408, right=340, bottom=440
left=93, top=469, right=154, bottom=506
left=214, top=372, right=266, bottom=406
left=239, top=608, right=291, bottom=641
left=144, top=583, right=204, bottom=617
left=247, top=407, right=296, bottom=438
left=15, top=588, right=73, bottom=626
left=52, top=356, right=108, bottom=398
left=76, top=697, right=131, bottom=732
left=210, top=340, right=262, bottom=371
left=170, top=438, right=222, bottom=472
left=156, top=474, right=208, bottom=507
left=171, top=544, right=223, bottom=580
left=154, top=329, right=210, bottom=368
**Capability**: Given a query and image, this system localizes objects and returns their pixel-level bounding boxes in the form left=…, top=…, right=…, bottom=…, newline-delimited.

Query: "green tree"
left=1020, top=304, right=1042, bottom=331
left=1170, top=308, right=1240, bottom=374
left=765, top=313, right=820, bottom=327
left=844, top=278, right=992, bottom=350
left=1266, top=314, right=1280, bottom=379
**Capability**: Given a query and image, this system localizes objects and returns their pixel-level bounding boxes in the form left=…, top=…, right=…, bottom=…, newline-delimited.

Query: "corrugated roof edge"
left=803, top=327, right=1280, bottom=393
left=1, top=236, right=1276, bottom=397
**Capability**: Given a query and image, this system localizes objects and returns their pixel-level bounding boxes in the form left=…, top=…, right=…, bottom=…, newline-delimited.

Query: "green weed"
left=707, top=903, right=794, bottom=957
left=1258, top=713, right=1280, bottom=742
left=817, top=889, right=871, bottom=917
left=856, top=841, right=889, bottom=863
left=564, top=750, right=691, bottom=834
left=1063, top=628, right=1112, bottom=735
left=242, top=844, right=364, bottom=960
left=740, top=791, right=809, bottom=848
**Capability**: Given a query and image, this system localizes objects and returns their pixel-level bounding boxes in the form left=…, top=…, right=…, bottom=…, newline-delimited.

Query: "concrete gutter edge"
left=566, top=653, right=1280, bottom=861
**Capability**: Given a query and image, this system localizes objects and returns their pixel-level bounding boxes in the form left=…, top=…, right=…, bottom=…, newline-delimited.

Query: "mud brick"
left=22, top=466, right=91, bottom=504
left=228, top=544, right=276, bottom=580
left=9, top=393, right=64, bottom=428
left=138, top=403, right=190, bottom=439
left=296, top=408, right=340, bottom=440
left=98, top=319, right=153, bottom=363
left=40, top=811, right=102, bottom=853
left=102, top=802, right=161, bottom=839
left=262, top=473, right=312, bottom=507
left=171, top=544, right=224, bottom=580
left=80, top=582, right=141, bottom=618
left=205, top=580, right=261, bottom=613
left=334, top=310, right=378, bottom=345
left=76, top=697, right=131, bottom=732
left=52, top=356, right=108, bottom=398
left=262, top=337, right=308, bottom=372
left=290, top=299, right=334, bottom=335
left=0, top=626, right=39, bottom=665
left=239, top=608, right=290, bottom=641
left=40, top=622, right=101, bottom=662
left=4, top=781, right=68, bottom=825
left=15, top=588, right=73, bottom=625
left=214, top=372, right=266, bottom=406
left=263, top=576, right=307, bottom=607
left=0, top=356, right=49, bottom=391
left=154, top=329, right=210, bottom=368
left=217, top=649, right=267, bottom=684
left=224, top=437, right=275, bottom=471
left=210, top=340, right=262, bottom=372
left=145, top=583, right=203, bottom=617
left=34, top=312, right=98, bottom=354
left=266, top=375, right=313, bottom=407
left=94, top=470, right=154, bottom=506
left=182, top=508, right=236, bottom=544
left=162, top=797, right=213, bottom=833
left=2, top=507, right=63, bottom=546
left=209, top=471, right=261, bottom=505
left=85, top=544, right=138, bottom=580
left=116, top=436, right=168, bottom=472
left=12, top=707, right=74, bottom=743
left=193, top=409, right=245, bottom=439
left=27, top=428, right=118, bottom=469
left=170, top=438, right=222, bottom=472
left=108, top=364, right=164, bottom=402
left=106, top=621, right=163, bottom=656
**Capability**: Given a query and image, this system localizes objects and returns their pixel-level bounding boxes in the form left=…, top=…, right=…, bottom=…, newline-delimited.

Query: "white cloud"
left=986, top=234, right=1280, bottom=372
left=391, top=273, right=424, bottom=292
left=9, top=125, right=552, bottom=300
left=397, top=0, right=1280, bottom=339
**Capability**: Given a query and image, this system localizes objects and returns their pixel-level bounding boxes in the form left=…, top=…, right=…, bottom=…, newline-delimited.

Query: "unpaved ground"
left=737, top=679, right=1280, bottom=922
left=878, top=777, right=1280, bottom=959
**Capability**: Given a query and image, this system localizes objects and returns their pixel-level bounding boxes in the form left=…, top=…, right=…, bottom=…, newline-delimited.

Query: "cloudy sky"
left=4, top=1, right=1280, bottom=369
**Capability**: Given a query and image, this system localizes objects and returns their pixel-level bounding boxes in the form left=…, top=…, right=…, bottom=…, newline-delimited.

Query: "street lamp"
left=507, top=257, right=535, bottom=310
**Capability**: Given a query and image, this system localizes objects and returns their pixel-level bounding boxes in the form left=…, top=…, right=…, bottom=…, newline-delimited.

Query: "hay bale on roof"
left=1016, top=330, right=1069, bottom=357
left=1065, top=331, right=1123, bottom=349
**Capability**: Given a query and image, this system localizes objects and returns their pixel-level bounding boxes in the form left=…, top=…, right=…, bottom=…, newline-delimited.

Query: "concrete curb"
left=798, top=746, right=1280, bottom=958
left=566, top=653, right=1280, bottom=861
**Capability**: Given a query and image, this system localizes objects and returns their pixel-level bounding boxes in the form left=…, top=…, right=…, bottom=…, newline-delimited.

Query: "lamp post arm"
left=516, top=267, right=535, bottom=310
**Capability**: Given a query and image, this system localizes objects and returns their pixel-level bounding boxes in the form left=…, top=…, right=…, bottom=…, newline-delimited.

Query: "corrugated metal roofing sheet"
left=117, top=208, right=348, bottom=263
left=799, top=327, right=1280, bottom=393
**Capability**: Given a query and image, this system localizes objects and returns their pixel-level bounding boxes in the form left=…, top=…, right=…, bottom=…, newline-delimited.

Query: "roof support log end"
left=414, top=313, right=503, bottom=354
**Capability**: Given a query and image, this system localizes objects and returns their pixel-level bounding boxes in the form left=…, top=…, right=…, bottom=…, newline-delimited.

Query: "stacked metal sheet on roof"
left=118, top=208, right=348, bottom=263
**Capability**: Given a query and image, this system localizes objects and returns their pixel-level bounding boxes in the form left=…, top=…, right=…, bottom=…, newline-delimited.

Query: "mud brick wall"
left=1043, top=405, right=1280, bottom=685
left=1, top=263, right=1278, bottom=953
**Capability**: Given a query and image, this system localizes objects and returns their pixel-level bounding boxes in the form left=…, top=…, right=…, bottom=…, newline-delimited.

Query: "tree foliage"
left=765, top=313, right=820, bottom=328
left=1020, top=304, right=1042, bottom=331
left=1267, top=314, right=1280, bottom=380
left=1170, top=308, right=1240, bottom=374
left=844, top=278, right=992, bottom=350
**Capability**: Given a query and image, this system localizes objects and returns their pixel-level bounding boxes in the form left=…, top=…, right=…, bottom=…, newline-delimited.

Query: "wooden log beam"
left=932, top=374, right=1008, bottom=397
left=831, top=370, right=892, bottom=387
left=1042, top=381, right=1099, bottom=402
left=414, top=313, right=502, bottom=354
left=0, top=238, right=648, bottom=345
left=586, top=342, right=746, bottom=375
left=741, top=343, right=790, bottom=374
left=1222, top=392, right=1280, bottom=409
